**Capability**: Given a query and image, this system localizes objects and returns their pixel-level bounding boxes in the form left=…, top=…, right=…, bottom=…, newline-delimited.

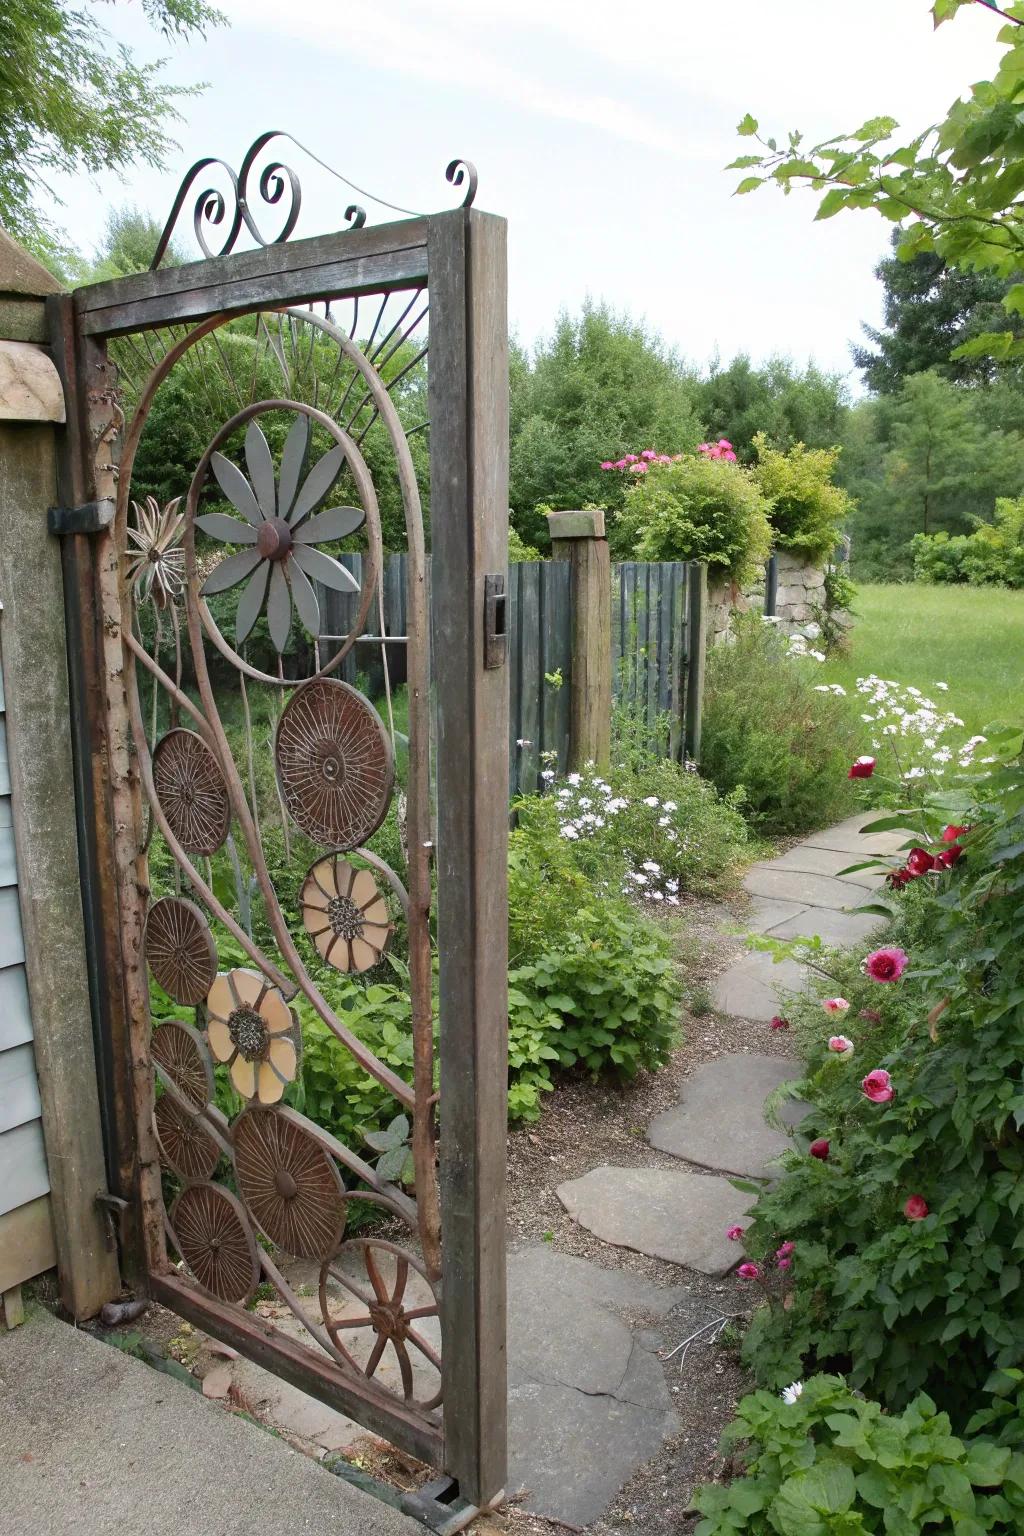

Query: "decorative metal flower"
left=126, top=496, right=186, bottom=608
left=206, top=968, right=300, bottom=1104
left=197, top=414, right=365, bottom=651
left=154, top=1095, right=222, bottom=1182
left=151, top=1019, right=214, bottom=1108
left=300, top=856, right=392, bottom=972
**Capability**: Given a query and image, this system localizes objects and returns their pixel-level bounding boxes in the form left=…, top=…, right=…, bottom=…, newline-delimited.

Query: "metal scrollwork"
left=151, top=130, right=479, bottom=268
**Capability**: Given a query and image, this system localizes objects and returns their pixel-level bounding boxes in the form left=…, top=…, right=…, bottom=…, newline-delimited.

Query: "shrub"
left=693, top=1375, right=1024, bottom=1535
left=700, top=614, right=861, bottom=833
left=912, top=498, right=1024, bottom=589
left=752, top=433, right=852, bottom=562
left=735, top=733, right=1024, bottom=1432
left=610, top=454, right=772, bottom=585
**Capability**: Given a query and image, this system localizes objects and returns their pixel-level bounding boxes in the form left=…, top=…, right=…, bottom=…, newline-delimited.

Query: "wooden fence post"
left=547, top=509, right=611, bottom=769
left=685, top=563, right=708, bottom=764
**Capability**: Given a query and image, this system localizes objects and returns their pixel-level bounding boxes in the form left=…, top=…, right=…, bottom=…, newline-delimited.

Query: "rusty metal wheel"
left=233, top=1105, right=347, bottom=1261
left=275, top=677, right=393, bottom=849
left=145, top=897, right=218, bottom=1005
left=319, top=1238, right=441, bottom=1410
left=154, top=1096, right=223, bottom=1182
left=151, top=1019, right=214, bottom=1108
left=169, top=1181, right=259, bottom=1304
left=152, top=728, right=231, bottom=856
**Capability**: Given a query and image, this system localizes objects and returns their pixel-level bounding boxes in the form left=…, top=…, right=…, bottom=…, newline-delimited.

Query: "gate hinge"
left=48, top=499, right=115, bottom=537
left=95, top=1189, right=129, bottom=1250
left=483, top=573, right=507, bottom=670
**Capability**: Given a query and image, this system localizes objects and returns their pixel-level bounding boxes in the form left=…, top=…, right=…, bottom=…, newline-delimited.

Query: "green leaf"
left=814, top=187, right=850, bottom=221
left=736, top=177, right=763, bottom=195
left=964, top=1442, right=1011, bottom=1488
left=737, top=113, right=758, bottom=137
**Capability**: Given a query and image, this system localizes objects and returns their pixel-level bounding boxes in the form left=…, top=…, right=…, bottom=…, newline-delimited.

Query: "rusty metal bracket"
left=95, top=1190, right=129, bottom=1251
left=401, top=1476, right=502, bottom=1534
left=48, top=499, right=115, bottom=537
left=483, top=573, right=507, bottom=670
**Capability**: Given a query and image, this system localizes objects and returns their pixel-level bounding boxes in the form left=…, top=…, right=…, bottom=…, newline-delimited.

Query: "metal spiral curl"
left=151, top=131, right=480, bottom=268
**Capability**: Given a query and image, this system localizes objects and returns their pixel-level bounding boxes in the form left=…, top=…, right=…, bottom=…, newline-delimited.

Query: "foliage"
left=853, top=228, right=1024, bottom=393
left=809, top=563, right=857, bottom=656
left=735, top=730, right=1024, bottom=1434
left=693, top=1374, right=1024, bottom=1535
left=508, top=302, right=705, bottom=549
left=700, top=615, right=861, bottom=833
left=752, top=433, right=852, bottom=562
left=507, top=905, right=681, bottom=1121
left=912, top=496, right=1024, bottom=588
left=730, top=2, right=1024, bottom=368
left=74, top=204, right=185, bottom=283
left=610, top=454, right=773, bottom=585
left=851, top=671, right=983, bottom=799
left=698, top=355, right=849, bottom=463
left=508, top=527, right=540, bottom=562
left=0, top=0, right=223, bottom=263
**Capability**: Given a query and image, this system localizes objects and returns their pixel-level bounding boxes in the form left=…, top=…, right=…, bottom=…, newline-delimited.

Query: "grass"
left=820, top=583, right=1024, bottom=736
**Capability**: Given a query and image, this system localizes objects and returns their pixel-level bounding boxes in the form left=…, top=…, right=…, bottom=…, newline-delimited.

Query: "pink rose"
left=822, top=998, right=850, bottom=1014
left=904, top=1195, right=929, bottom=1221
left=726, top=1224, right=744, bottom=1241
left=777, top=1257, right=792, bottom=1270
left=848, top=756, right=876, bottom=780
left=776, top=1241, right=795, bottom=1259
left=625, top=454, right=638, bottom=464
left=862, top=947, right=909, bottom=983
left=600, top=460, right=614, bottom=470
left=861, top=1068, right=894, bottom=1103
left=809, top=1138, right=830, bottom=1160
left=629, top=462, right=648, bottom=474
left=614, top=458, right=629, bottom=469
left=641, top=449, right=657, bottom=460
left=828, top=1035, right=854, bottom=1055
left=737, top=1262, right=762, bottom=1280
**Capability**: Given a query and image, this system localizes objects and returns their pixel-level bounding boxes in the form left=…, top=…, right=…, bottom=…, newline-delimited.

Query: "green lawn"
left=820, top=583, right=1024, bottom=737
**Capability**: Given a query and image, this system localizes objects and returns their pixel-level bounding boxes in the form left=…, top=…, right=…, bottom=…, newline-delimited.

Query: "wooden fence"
left=317, top=552, right=707, bottom=799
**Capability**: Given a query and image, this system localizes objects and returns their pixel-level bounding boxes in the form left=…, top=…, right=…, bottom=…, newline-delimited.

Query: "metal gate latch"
left=483, top=573, right=507, bottom=669
left=95, top=1189, right=129, bottom=1250
left=48, top=500, right=115, bottom=536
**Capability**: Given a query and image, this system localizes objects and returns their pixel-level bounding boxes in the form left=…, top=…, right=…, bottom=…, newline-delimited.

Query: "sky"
left=50, top=0, right=1007, bottom=390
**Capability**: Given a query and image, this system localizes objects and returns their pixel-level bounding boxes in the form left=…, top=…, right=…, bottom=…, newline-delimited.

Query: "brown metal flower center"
left=274, top=1169, right=299, bottom=1200
left=228, top=1005, right=269, bottom=1062
left=256, top=517, right=294, bottom=561
left=312, top=740, right=346, bottom=787
left=327, top=894, right=363, bottom=941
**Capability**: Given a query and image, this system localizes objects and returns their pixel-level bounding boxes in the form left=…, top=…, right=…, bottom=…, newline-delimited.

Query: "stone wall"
left=708, top=551, right=828, bottom=643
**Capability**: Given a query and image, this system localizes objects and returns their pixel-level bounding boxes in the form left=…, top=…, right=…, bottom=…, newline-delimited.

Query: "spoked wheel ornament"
left=319, top=1238, right=442, bottom=1409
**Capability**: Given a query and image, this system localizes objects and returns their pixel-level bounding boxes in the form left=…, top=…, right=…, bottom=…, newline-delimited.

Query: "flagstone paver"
left=555, top=1166, right=756, bottom=1274
left=711, top=949, right=808, bottom=1021
left=647, top=1054, right=804, bottom=1178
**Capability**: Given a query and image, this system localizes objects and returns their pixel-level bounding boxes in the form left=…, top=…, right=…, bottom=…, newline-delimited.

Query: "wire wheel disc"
left=145, top=897, right=218, bottom=1006
left=233, top=1105, right=347, bottom=1261
left=154, top=1095, right=222, bottom=1182
left=275, top=677, right=393, bottom=848
left=151, top=1019, right=214, bottom=1108
left=170, top=1182, right=259, bottom=1304
left=152, top=728, right=231, bottom=856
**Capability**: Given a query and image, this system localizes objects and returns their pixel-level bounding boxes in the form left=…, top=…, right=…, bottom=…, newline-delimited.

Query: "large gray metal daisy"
left=197, top=414, right=364, bottom=651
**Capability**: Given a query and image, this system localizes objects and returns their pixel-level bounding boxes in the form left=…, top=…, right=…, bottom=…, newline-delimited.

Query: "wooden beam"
left=76, top=220, right=429, bottom=336
left=547, top=509, right=612, bottom=769
left=0, top=411, right=121, bottom=1319
left=2, top=1284, right=25, bottom=1328
left=685, top=563, right=708, bottom=765
left=427, top=207, right=509, bottom=1508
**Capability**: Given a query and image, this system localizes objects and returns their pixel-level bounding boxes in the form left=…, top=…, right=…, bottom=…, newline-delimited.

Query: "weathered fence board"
left=319, top=552, right=704, bottom=796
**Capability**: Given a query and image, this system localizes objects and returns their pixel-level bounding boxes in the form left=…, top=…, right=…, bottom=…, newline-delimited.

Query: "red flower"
left=862, top=947, right=909, bottom=983
left=848, top=756, right=876, bottom=780
left=737, top=1262, right=762, bottom=1280
left=809, top=1138, right=830, bottom=1160
left=859, top=1009, right=882, bottom=1023
left=776, top=1241, right=795, bottom=1259
left=886, top=867, right=913, bottom=890
left=904, top=1195, right=929, bottom=1221
left=862, top=1068, right=895, bottom=1103
left=942, top=825, right=969, bottom=843
left=937, top=844, right=964, bottom=868
left=906, top=847, right=937, bottom=877
left=770, top=1015, right=790, bottom=1031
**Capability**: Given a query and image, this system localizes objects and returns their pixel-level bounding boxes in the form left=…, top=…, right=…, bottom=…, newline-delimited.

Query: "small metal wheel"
left=319, top=1238, right=441, bottom=1410
left=169, top=1181, right=260, bottom=1305
left=233, top=1105, right=347, bottom=1261
left=151, top=1019, right=214, bottom=1108
left=154, top=1095, right=224, bottom=1182
left=145, top=897, right=218, bottom=1006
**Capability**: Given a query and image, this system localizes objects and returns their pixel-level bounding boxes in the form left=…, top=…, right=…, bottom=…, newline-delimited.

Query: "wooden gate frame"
left=48, top=207, right=509, bottom=1505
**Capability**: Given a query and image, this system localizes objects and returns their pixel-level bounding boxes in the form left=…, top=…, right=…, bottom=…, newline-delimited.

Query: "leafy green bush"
left=693, top=1375, right=1024, bottom=1535
left=912, top=498, right=1024, bottom=589
left=700, top=614, right=861, bottom=832
left=610, top=455, right=772, bottom=585
left=736, top=732, right=1024, bottom=1431
left=752, top=433, right=852, bottom=562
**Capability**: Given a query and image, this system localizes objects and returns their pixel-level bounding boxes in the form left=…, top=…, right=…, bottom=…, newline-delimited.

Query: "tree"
left=839, top=371, right=1024, bottom=577
left=509, top=302, right=704, bottom=548
left=81, top=205, right=184, bottom=283
left=729, top=1, right=1024, bottom=369
left=0, top=0, right=224, bottom=265
left=853, top=229, right=1024, bottom=391
left=698, top=355, right=849, bottom=460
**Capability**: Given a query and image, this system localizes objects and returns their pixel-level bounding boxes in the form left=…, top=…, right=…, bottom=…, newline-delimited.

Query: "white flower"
left=933, top=749, right=952, bottom=763
left=642, top=860, right=661, bottom=873
left=658, top=815, right=671, bottom=827
left=560, top=825, right=579, bottom=840
left=650, top=890, right=664, bottom=902
left=541, top=768, right=555, bottom=781
left=781, top=1382, right=804, bottom=1405
left=861, top=713, right=875, bottom=723
left=643, top=796, right=659, bottom=808
left=814, top=685, right=830, bottom=693
left=808, top=649, right=826, bottom=662
left=630, top=872, right=648, bottom=886
left=578, top=796, right=592, bottom=809
left=905, top=767, right=926, bottom=780
left=936, top=682, right=949, bottom=691
left=667, top=895, right=679, bottom=905
left=663, top=801, right=677, bottom=812
left=566, top=773, right=581, bottom=787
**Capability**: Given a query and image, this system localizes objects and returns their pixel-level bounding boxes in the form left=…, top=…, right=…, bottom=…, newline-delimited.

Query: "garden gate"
left=49, top=139, right=509, bottom=1513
